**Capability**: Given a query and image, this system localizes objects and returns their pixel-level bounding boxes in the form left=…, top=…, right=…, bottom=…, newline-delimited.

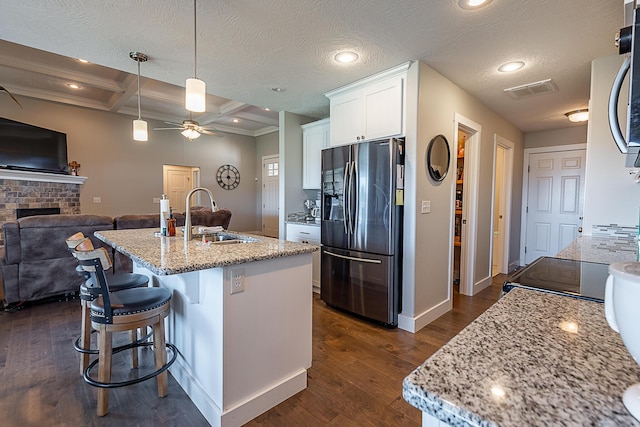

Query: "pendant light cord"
left=137, top=59, right=142, bottom=120
left=193, top=0, right=198, bottom=79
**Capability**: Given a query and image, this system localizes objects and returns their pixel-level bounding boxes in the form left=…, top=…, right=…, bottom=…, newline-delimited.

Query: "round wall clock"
left=216, top=164, right=240, bottom=190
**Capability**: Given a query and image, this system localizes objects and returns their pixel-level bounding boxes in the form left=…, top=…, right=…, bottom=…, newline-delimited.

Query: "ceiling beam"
left=107, top=74, right=138, bottom=112
left=0, top=54, right=126, bottom=92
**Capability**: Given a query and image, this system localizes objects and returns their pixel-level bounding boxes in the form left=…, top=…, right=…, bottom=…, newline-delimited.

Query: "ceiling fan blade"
left=163, top=121, right=183, bottom=126
left=154, top=127, right=184, bottom=131
left=200, top=129, right=222, bottom=136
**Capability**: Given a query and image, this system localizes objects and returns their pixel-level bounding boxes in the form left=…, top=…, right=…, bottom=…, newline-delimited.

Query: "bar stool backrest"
left=74, top=247, right=115, bottom=324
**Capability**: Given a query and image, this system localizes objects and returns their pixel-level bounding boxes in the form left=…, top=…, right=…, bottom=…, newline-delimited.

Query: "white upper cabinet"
left=325, top=62, right=410, bottom=147
left=301, top=118, right=330, bottom=189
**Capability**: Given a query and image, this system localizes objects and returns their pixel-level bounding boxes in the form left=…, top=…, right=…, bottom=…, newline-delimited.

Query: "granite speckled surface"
left=95, top=228, right=318, bottom=276
left=556, top=235, right=638, bottom=264
left=403, top=288, right=640, bottom=427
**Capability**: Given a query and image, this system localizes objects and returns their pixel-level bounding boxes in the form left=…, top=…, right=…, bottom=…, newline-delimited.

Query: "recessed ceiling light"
left=264, top=107, right=270, bottom=111
left=459, top=0, right=492, bottom=9
left=232, top=118, right=239, bottom=123
left=66, top=83, right=81, bottom=89
left=77, top=58, right=90, bottom=64
left=498, top=61, right=525, bottom=72
left=334, top=51, right=359, bottom=64
left=271, top=87, right=286, bottom=92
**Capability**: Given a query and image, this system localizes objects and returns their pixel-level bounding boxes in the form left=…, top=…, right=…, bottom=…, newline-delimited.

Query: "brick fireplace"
left=0, top=170, right=87, bottom=246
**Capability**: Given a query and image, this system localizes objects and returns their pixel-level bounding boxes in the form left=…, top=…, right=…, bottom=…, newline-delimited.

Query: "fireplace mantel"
left=0, top=169, right=87, bottom=184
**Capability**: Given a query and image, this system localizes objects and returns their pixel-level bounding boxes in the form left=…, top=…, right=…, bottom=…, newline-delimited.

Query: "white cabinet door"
left=329, top=91, right=362, bottom=146
left=302, top=119, right=329, bottom=189
left=327, top=71, right=406, bottom=147
left=286, top=223, right=321, bottom=292
left=363, top=75, right=404, bottom=140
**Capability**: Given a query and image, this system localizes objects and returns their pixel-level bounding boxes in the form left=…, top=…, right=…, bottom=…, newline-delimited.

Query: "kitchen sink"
left=194, top=231, right=258, bottom=245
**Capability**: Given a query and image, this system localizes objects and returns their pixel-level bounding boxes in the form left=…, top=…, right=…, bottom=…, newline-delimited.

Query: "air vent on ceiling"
left=503, top=79, right=558, bottom=99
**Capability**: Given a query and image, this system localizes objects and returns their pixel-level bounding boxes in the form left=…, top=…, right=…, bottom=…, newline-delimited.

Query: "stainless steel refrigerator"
left=320, top=137, right=404, bottom=326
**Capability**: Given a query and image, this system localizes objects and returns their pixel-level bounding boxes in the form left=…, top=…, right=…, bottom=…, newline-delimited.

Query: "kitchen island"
left=402, top=288, right=640, bottom=426
left=95, top=228, right=318, bottom=427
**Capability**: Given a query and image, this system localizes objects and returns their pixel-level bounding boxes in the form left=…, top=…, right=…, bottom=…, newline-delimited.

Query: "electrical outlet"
left=153, top=197, right=161, bottom=203
left=230, top=268, right=245, bottom=294
left=93, top=197, right=102, bottom=204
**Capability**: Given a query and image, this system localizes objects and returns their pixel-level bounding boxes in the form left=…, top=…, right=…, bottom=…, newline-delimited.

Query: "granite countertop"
left=556, top=235, right=637, bottom=264
left=403, top=288, right=640, bottom=427
left=95, top=228, right=318, bottom=276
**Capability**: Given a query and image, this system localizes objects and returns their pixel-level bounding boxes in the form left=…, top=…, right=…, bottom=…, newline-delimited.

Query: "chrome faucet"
left=184, top=187, right=218, bottom=242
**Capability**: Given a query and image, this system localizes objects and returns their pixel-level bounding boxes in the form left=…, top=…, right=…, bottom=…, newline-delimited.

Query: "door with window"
left=262, top=155, right=279, bottom=237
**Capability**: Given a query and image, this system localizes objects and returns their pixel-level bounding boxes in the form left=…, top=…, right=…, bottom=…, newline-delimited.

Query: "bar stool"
left=74, top=246, right=176, bottom=416
left=65, top=232, right=150, bottom=375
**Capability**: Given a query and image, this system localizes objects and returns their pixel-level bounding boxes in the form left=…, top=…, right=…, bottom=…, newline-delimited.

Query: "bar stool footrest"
left=73, top=330, right=154, bottom=355
left=83, top=342, right=177, bottom=389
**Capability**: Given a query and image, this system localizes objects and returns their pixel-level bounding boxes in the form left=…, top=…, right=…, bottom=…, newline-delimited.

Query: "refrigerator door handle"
left=347, top=160, right=355, bottom=234
left=324, top=250, right=383, bottom=264
left=342, top=162, right=349, bottom=234
left=350, top=159, right=356, bottom=235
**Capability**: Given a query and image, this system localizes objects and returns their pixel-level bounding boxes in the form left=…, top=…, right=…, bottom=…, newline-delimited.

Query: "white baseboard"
left=472, top=275, right=492, bottom=295
left=398, top=298, right=452, bottom=333
left=170, top=360, right=307, bottom=427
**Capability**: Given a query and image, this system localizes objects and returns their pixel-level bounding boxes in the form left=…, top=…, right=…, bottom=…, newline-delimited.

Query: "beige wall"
left=0, top=96, right=260, bottom=231
left=524, top=125, right=587, bottom=149
left=278, top=111, right=315, bottom=238
left=400, top=61, right=524, bottom=331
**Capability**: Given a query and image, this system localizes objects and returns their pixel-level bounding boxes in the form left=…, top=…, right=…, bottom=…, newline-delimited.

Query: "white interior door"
left=163, top=165, right=198, bottom=213
left=524, top=149, right=586, bottom=264
left=491, top=135, right=514, bottom=276
left=262, top=155, right=279, bottom=237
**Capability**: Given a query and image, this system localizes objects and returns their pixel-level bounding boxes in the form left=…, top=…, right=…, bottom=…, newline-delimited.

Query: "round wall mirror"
left=426, top=134, right=450, bottom=182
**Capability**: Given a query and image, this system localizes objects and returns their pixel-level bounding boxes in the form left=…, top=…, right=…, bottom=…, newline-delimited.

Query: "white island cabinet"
left=325, top=62, right=410, bottom=147
left=95, top=229, right=317, bottom=427
left=301, top=118, right=329, bottom=190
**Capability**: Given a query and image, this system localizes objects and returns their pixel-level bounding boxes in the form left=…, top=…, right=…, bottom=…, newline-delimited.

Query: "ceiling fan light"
left=459, top=0, right=492, bottom=9
left=133, top=119, right=148, bottom=141
left=186, top=78, right=206, bottom=112
left=565, top=109, right=589, bottom=122
left=181, top=127, right=201, bottom=140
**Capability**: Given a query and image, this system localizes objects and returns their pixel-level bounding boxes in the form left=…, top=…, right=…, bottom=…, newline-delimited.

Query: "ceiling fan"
left=154, top=113, right=221, bottom=141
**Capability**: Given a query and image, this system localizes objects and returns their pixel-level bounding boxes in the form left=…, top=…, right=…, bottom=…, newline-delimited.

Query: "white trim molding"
left=0, top=169, right=87, bottom=184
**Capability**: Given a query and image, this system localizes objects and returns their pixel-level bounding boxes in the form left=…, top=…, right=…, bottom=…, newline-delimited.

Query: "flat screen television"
left=0, top=117, right=68, bottom=174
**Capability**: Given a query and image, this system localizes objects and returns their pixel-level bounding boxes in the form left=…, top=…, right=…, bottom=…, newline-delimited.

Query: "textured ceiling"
left=0, top=0, right=625, bottom=133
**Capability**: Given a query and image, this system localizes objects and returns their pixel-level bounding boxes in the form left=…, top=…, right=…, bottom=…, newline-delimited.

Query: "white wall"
left=400, top=61, right=523, bottom=332
left=0, top=96, right=259, bottom=231
left=583, top=54, right=640, bottom=233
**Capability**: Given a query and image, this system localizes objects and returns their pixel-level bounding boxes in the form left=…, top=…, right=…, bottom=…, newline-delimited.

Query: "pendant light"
left=130, top=51, right=148, bottom=141
left=185, top=0, right=206, bottom=112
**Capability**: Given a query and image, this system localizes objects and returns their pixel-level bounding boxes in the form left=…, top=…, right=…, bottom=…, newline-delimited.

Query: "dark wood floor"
left=0, top=276, right=505, bottom=427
